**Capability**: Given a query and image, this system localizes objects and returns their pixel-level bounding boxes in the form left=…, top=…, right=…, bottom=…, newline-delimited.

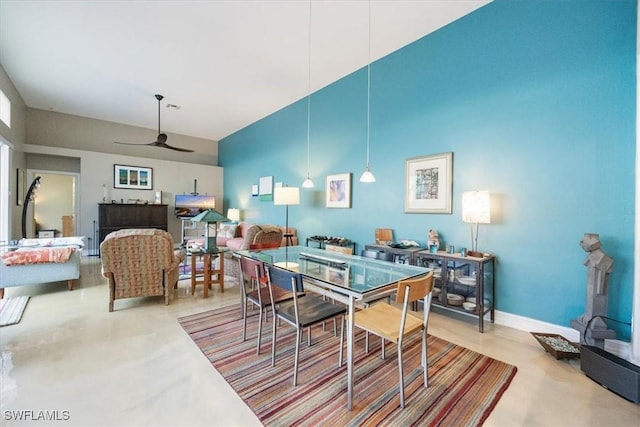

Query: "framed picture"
left=259, top=175, right=273, bottom=201
left=16, top=168, right=25, bottom=206
left=404, top=152, right=453, bottom=214
left=326, top=172, right=352, bottom=208
left=114, top=164, right=153, bottom=190
left=251, top=184, right=259, bottom=196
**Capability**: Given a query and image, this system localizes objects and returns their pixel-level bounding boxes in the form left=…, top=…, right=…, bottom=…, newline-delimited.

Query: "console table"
left=415, top=250, right=496, bottom=332
left=307, top=236, right=356, bottom=254
left=364, top=244, right=423, bottom=265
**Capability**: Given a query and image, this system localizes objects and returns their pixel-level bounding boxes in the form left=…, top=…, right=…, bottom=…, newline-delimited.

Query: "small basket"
left=531, top=332, right=581, bottom=359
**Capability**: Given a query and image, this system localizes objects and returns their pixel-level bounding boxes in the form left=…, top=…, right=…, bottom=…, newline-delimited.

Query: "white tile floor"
left=1, top=257, right=639, bottom=426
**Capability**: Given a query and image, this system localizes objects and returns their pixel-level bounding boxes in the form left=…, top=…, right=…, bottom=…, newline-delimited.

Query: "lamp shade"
left=462, top=191, right=491, bottom=224
left=191, top=209, right=230, bottom=223
left=227, top=208, right=240, bottom=222
left=274, top=187, right=300, bottom=206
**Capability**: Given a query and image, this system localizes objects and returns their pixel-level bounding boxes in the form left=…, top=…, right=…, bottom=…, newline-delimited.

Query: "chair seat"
left=353, top=303, right=423, bottom=343
left=277, top=294, right=346, bottom=328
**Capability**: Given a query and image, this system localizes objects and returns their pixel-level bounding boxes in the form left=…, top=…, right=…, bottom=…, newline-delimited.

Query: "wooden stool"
left=190, top=251, right=224, bottom=298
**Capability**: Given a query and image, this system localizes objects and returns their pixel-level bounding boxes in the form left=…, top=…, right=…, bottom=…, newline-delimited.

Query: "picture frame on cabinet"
left=404, top=152, right=453, bottom=214
left=114, top=164, right=153, bottom=190
left=326, top=172, right=352, bottom=208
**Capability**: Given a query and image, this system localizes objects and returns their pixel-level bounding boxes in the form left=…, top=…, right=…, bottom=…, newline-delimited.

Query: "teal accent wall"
left=220, top=0, right=636, bottom=339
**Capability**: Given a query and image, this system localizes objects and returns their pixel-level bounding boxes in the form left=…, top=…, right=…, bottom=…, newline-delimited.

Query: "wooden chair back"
left=395, top=272, right=435, bottom=305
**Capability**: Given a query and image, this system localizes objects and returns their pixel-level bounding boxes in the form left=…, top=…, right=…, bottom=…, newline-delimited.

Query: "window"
left=0, top=140, right=10, bottom=243
left=0, top=89, right=10, bottom=128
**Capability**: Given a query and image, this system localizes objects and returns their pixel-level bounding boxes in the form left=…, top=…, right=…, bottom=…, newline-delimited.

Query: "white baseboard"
left=494, top=310, right=631, bottom=360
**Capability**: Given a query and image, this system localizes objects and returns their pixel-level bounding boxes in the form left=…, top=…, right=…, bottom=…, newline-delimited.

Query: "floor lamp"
left=274, top=187, right=300, bottom=247
left=461, top=190, right=491, bottom=257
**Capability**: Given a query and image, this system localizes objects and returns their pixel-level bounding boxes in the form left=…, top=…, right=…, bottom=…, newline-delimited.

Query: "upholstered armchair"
left=100, top=228, right=185, bottom=312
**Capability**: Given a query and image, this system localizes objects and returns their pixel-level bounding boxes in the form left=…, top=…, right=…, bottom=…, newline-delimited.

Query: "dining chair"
left=266, top=264, right=347, bottom=386
left=339, top=272, right=434, bottom=408
left=239, top=255, right=294, bottom=354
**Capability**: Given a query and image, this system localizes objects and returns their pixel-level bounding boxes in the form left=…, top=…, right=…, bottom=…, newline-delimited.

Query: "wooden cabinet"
left=415, top=250, right=495, bottom=332
left=364, top=244, right=423, bottom=265
left=98, top=203, right=168, bottom=245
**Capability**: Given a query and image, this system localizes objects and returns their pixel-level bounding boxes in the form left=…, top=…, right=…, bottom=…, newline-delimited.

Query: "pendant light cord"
left=306, top=0, right=312, bottom=176
left=366, top=0, right=371, bottom=169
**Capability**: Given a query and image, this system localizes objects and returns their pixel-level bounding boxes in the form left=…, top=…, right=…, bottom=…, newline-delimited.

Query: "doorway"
left=25, top=169, right=79, bottom=238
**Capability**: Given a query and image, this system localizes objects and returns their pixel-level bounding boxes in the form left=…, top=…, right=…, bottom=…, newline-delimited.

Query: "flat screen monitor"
left=174, top=194, right=215, bottom=218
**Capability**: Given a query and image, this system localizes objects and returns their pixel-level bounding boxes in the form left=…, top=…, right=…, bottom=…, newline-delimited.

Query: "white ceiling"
left=0, top=0, right=490, bottom=142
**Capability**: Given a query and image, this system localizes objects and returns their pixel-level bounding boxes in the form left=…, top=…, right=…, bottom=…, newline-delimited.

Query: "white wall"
left=23, top=144, right=223, bottom=250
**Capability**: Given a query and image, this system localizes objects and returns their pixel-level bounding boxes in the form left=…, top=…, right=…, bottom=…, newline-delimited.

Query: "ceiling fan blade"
left=114, top=140, right=156, bottom=146
left=161, top=143, right=194, bottom=153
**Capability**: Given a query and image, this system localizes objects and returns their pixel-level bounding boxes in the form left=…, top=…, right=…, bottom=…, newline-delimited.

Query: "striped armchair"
left=100, top=228, right=185, bottom=312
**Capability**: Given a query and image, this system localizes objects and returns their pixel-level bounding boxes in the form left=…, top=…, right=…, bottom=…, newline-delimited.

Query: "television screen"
left=174, top=194, right=216, bottom=218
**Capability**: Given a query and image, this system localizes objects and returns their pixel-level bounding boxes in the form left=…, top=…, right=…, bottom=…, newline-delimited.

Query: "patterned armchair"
left=100, top=228, right=185, bottom=312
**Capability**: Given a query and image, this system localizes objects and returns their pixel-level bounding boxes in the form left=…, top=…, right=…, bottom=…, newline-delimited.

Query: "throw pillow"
left=217, top=223, right=238, bottom=239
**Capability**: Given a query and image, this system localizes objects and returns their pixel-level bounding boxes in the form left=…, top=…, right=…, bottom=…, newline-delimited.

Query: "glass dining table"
left=236, top=245, right=430, bottom=410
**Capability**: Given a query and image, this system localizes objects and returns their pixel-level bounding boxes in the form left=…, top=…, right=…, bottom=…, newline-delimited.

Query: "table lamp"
left=191, top=209, right=230, bottom=252
left=461, top=190, right=491, bottom=257
left=227, top=208, right=240, bottom=222
left=274, top=186, right=300, bottom=247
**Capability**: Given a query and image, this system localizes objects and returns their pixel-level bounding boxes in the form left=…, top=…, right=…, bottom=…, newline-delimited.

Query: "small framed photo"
left=326, top=172, right=352, bottom=208
left=114, top=164, right=153, bottom=190
left=259, top=175, right=274, bottom=201
left=404, top=152, right=453, bottom=214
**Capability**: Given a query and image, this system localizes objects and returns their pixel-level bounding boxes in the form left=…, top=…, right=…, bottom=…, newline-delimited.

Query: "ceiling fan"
left=115, top=94, right=194, bottom=152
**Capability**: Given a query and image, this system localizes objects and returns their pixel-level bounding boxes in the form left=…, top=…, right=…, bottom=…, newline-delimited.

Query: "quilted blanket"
left=1, top=247, right=76, bottom=266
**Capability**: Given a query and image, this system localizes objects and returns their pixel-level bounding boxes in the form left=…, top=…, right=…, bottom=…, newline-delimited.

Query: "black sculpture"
left=21, top=176, right=41, bottom=238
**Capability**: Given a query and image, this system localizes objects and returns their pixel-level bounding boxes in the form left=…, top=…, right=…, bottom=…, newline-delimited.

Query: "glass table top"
left=237, top=246, right=430, bottom=298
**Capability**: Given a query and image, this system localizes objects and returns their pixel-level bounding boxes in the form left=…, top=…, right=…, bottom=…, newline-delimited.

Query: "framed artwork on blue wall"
left=404, top=152, right=453, bottom=214
left=259, top=175, right=273, bottom=201
left=326, top=172, right=352, bottom=208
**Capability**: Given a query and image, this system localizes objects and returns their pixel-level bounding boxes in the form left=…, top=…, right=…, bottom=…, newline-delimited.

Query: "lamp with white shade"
left=274, top=186, right=300, bottom=247
left=461, top=190, right=491, bottom=257
left=227, top=208, right=240, bottom=222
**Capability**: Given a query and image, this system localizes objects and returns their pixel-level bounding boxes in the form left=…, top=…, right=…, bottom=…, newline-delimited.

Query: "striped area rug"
left=0, top=296, right=30, bottom=327
left=179, top=304, right=517, bottom=426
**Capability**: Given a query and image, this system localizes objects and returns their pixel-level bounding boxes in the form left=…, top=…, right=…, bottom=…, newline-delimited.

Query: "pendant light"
left=359, top=0, right=376, bottom=183
left=301, top=0, right=315, bottom=188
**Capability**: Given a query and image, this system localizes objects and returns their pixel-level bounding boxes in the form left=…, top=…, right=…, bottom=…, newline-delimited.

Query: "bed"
left=0, top=237, right=84, bottom=299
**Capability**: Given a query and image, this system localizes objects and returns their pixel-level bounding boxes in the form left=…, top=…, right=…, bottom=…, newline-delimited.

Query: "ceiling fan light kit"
left=114, top=94, right=194, bottom=152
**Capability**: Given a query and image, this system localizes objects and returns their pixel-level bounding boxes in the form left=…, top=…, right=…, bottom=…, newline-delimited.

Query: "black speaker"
left=580, top=345, right=640, bottom=403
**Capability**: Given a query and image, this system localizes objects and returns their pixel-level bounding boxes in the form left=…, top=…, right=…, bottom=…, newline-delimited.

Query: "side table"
left=189, top=248, right=227, bottom=298
left=306, top=236, right=356, bottom=254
